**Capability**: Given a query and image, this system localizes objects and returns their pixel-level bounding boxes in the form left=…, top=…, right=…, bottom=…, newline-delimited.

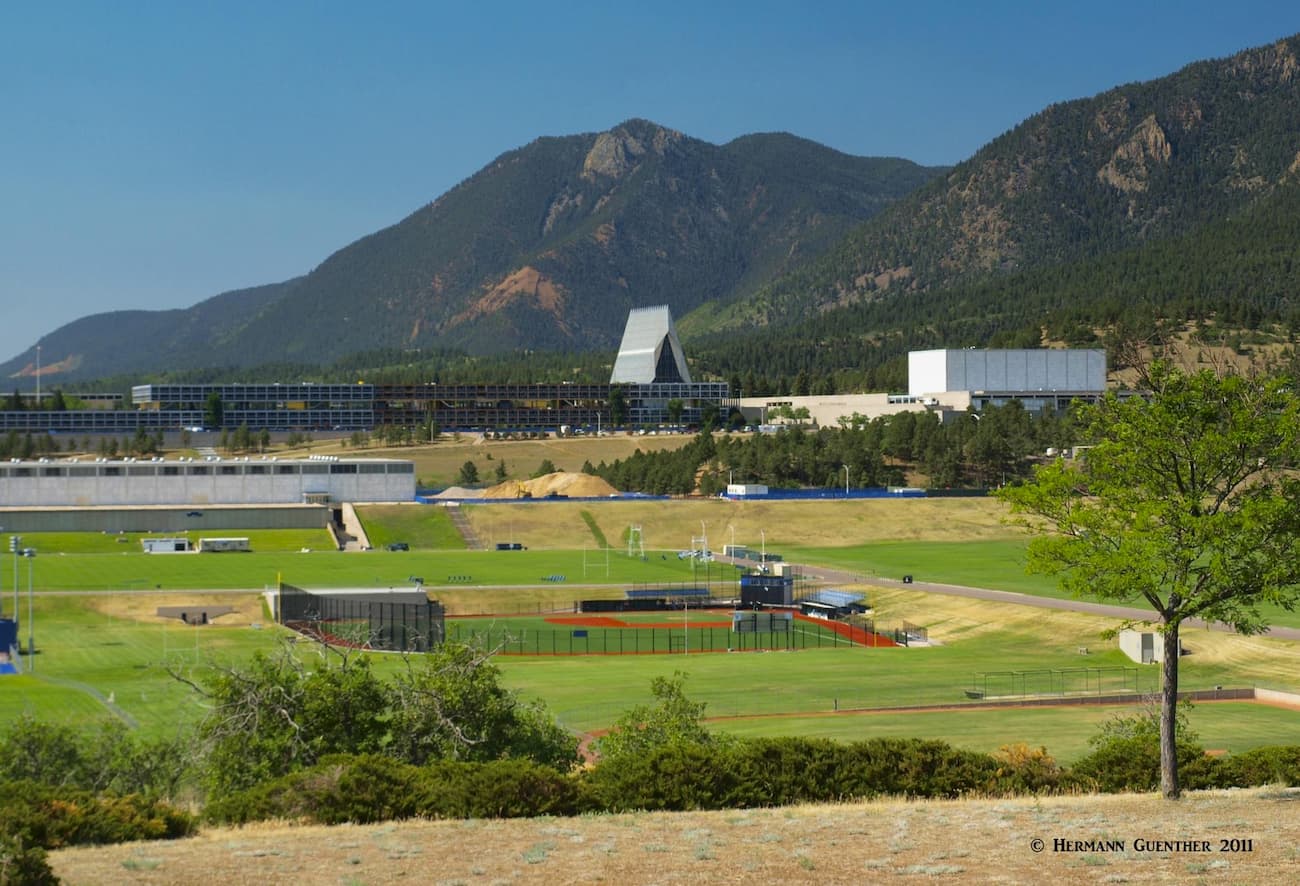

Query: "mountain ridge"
left=8, top=33, right=1300, bottom=385
left=4, top=121, right=942, bottom=381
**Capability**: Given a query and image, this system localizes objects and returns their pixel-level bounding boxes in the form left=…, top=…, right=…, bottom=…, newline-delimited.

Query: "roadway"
left=799, top=565, right=1300, bottom=641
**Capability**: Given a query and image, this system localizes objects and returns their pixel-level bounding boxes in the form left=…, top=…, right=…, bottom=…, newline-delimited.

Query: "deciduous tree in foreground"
left=998, top=365, right=1300, bottom=798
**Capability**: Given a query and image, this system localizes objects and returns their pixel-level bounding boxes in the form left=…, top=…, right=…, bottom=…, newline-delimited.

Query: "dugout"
left=581, top=585, right=710, bottom=613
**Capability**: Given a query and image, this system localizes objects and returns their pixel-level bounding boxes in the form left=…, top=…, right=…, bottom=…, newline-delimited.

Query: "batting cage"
left=277, top=582, right=445, bottom=652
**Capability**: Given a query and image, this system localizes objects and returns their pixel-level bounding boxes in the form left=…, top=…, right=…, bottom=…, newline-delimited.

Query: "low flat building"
left=0, top=455, right=415, bottom=508
left=736, top=348, right=1106, bottom=426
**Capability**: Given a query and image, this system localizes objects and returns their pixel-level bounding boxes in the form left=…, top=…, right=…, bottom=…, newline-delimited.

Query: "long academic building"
left=0, top=307, right=729, bottom=434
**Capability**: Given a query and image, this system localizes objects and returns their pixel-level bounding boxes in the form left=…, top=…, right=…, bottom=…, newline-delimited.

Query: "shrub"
left=838, top=738, right=1003, bottom=799
left=205, top=754, right=425, bottom=825
left=722, top=737, right=851, bottom=806
left=0, top=833, right=57, bottom=886
left=1069, top=736, right=1221, bottom=793
left=417, top=759, right=581, bottom=819
left=585, top=742, right=736, bottom=812
left=0, top=780, right=194, bottom=850
left=1217, top=746, right=1300, bottom=787
left=207, top=755, right=580, bottom=825
left=991, top=743, right=1065, bottom=794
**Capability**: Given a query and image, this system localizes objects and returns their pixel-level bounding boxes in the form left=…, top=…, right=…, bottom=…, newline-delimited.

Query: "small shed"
left=1119, top=629, right=1181, bottom=664
left=142, top=537, right=191, bottom=554
left=198, top=537, right=251, bottom=553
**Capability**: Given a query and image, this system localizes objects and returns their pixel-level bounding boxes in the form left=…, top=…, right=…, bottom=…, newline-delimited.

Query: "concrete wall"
left=0, top=504, right=330, bottom=533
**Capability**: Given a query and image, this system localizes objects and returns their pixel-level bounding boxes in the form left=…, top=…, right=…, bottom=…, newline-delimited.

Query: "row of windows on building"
left=0, top=462, right=415, bottom=478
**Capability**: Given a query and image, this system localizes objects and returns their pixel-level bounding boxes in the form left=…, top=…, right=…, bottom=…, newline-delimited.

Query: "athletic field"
left=443, top=611, right=895, bottom=655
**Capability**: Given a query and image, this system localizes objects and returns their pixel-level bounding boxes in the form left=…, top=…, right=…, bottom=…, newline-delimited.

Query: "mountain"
left=3, top=121, right=943, bottom=381
left=722, top=35, right=1300, bottom=329
left=13, top=34, right=1300, bottom=388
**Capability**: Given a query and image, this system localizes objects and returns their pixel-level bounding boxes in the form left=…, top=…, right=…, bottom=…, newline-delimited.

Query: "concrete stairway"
left=447, top=505, right=484, bottom=550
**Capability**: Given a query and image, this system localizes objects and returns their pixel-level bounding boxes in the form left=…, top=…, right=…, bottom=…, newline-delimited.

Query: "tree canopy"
left=998, top=365, right=1300, bottom=797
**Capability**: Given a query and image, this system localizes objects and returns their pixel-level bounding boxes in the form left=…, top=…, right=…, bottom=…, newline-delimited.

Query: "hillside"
left=727, top=35, right=1300, bottom=327
left=695, top=179, right=1300, bottom=390
left=4, top=122, right=941, bottom=381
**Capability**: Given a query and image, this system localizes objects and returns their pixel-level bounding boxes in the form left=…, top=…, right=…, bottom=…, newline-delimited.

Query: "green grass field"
left=491, top=632, right=1281, bottom=733
left=6, top=592, right=1300, bottom=759
left=5, top=498, right=1300, bottom=760
left=1, top=593, right=275, bottom=738
left=3, top=546, right=724, bottom=592
left=13, top=521, right=1300, bottom=629
left=13, top=529, right=336, bottom=555
left=354, top=505, right=466, bottom=550
left=709, top=701, right=1300, bottom=762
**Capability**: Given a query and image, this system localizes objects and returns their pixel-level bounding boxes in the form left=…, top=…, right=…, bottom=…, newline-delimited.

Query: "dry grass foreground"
left=50, top=787, right=1299, bottom=884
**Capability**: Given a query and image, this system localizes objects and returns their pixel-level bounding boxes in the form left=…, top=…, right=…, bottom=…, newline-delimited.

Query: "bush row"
left=209, top=738, right=1040, bottom=825
left=206, top=755, right=580, bottom=824
left=12, top=739, right=1300, bottom=848
left=209, top=738, right=1300, bottom=826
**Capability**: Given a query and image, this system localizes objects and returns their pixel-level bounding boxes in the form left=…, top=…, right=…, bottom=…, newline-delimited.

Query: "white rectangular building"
left=908, top=349, right=1106, bottom=398
left=0, top=456, right=416, bottom=507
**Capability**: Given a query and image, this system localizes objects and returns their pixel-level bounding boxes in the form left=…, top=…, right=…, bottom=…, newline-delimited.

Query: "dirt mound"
left=482, top=471, right=618, bottom=499
left=431, top=485, right=484, bottom=499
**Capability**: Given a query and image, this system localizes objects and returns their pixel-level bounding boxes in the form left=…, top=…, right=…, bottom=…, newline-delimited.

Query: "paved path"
left=800, top=565, right=1300, bottom=641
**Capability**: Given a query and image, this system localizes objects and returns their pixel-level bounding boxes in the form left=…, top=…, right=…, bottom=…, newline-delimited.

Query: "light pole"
left=10, top=535, right=19, bottom=625
left=760, top=529, right=766, bottom=568
left=23, top=549, right=34, bottom=672
left=843, top=464, right=849, bottom=497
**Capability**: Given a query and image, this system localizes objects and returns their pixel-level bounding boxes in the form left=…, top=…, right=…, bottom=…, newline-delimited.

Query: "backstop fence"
left=443, top=621, right=899, bottom=655
left=967, top=666, right=1156, bottom=700
left=277, top=583, right=445, bottom=652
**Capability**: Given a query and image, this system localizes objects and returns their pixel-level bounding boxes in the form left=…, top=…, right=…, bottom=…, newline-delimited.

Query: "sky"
left=2, top=2, right=1298, bottom=368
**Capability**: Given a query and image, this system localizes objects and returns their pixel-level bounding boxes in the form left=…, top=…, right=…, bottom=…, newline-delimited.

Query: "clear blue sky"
left=2, top=2, right=1297, bottom=367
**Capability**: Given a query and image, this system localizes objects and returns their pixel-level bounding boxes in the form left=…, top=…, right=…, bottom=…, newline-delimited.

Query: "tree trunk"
left=1160, top=624, right=1181, bottom=799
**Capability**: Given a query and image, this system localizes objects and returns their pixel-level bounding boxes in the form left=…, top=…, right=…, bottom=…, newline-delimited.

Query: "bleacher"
left=798, top=589, right=868, bottom=618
